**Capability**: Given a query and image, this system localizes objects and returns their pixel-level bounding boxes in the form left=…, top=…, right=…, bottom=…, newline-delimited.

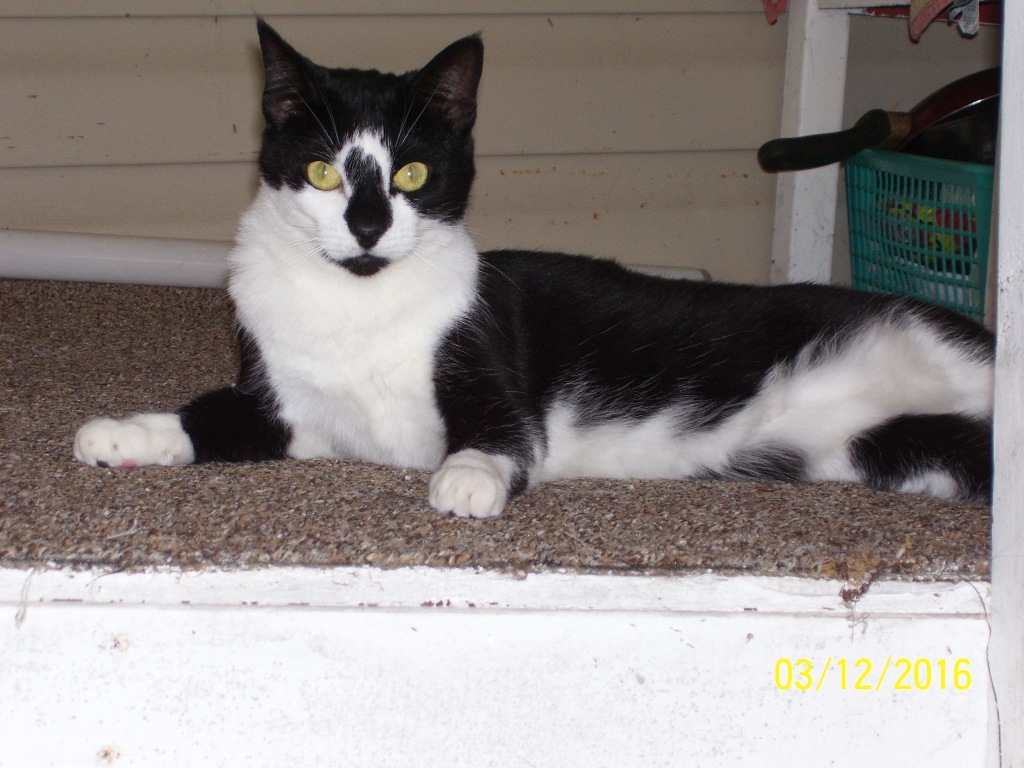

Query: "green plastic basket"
left=845, top=148, right=994, bottom=323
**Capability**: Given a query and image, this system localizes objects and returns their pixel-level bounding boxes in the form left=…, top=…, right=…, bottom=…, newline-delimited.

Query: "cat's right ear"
left=257, top=19, right=314, bottom=127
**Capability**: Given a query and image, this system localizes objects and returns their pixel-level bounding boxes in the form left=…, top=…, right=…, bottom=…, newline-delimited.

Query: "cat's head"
left=254, top=20, right=482, bottom=277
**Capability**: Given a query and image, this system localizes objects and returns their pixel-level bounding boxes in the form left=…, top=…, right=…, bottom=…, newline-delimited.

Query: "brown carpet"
left=0, top=279, right=991, bottom=579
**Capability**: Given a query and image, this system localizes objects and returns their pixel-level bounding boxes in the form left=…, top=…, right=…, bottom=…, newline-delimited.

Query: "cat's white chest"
left=269, top=323, right=447, bottom=468
left=228, top=204, right=478, bottom=470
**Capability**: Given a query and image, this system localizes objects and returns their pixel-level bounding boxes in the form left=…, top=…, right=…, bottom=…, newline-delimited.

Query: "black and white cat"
left=74, top=21, right=995, bottom=517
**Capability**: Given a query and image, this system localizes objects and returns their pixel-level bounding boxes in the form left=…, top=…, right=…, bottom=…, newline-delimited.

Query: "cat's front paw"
left=428, top=449, right=513, bottom=519
left=74, top=414, right=195, bottom=468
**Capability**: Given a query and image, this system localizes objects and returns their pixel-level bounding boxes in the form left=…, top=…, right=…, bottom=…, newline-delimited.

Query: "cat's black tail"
left=848, top=414, right=992, bottom=502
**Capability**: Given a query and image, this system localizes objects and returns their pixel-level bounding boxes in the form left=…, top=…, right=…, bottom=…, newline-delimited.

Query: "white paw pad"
left=428, top=449, right=513, bottom=519
left=74, top=413, right=195, bottom=468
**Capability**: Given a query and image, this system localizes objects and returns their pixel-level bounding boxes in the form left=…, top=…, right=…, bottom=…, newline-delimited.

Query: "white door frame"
left=771, top=2, right=1023, bottom=762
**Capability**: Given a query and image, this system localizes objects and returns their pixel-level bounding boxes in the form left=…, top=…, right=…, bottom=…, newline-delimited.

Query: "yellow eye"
left=393, top=162, right=429, bottom=193
left=305, top=161, right=342, bottom=191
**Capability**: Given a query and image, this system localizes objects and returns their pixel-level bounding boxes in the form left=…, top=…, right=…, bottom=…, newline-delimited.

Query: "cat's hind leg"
left=848, top=414, right=992, bottom=501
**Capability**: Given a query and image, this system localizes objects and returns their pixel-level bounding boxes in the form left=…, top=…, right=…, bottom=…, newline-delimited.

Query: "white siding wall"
left=1, top=3, right=784, bottom=284
left=2, top=6, right=1002, bottom=286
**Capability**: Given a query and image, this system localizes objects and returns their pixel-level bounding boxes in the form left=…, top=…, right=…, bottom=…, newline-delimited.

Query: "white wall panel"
left=2, top=151, right=774, bottom=283
left=1, top=1, right=755, bottom=18
left=0, top=8, right=784, bottom=282
left=1, top=15, right=786, bottom=167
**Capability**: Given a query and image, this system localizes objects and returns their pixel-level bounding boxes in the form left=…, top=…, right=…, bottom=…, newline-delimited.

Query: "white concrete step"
left=0, top=566, right=993, bottom=767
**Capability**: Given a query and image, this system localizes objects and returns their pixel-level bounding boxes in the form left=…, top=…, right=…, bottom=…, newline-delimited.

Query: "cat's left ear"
left=414, top=36, right=484, bottom=134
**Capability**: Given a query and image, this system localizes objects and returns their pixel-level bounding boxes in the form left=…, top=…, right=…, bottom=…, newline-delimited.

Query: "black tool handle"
left=757, top=109, right=896, bottom=172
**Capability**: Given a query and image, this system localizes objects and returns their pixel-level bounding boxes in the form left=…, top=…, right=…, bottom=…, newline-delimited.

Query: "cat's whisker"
left=391, top=100, right=419, bottom=155
left=404, top=243, right=465, bottom=291
left=294, top=92, right=339, bottom=155
left=312, top=78, right=342, bottom=149
left=474, top=257, right=525, bottom=295
left=278, top=237, right=326, bottom=264
left=394, top=80, right=444, bottom=153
